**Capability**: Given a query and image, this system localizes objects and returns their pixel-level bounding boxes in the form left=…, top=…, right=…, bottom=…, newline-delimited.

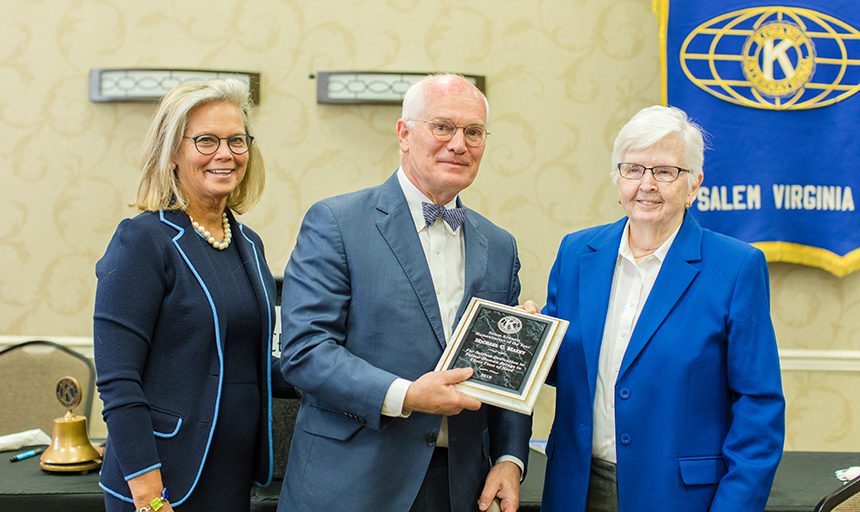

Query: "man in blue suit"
left=278, top=74, right=532, bottom=512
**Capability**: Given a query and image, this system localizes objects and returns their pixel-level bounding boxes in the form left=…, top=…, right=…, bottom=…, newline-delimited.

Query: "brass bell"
left=40, top=376, right=102, bottom=472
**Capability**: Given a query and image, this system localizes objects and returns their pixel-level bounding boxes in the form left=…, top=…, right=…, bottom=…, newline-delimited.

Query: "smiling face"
left=397, top=78, right=487, bottom=205
left=617, top=134, right=702, bottom=233
left=173, top=102, right=248, bottom=214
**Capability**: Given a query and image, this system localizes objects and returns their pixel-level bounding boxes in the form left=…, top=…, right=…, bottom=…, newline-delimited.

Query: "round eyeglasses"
left=183, top=134, right=254, bottom=155
left=411, top=119, right=489, bottom=147
left=617, top=163, right=691, bottom=183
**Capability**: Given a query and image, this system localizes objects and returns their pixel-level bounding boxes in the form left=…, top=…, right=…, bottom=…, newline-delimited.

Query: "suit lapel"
left=232, top=214, right=275, bottom=464
left=618, top=214, right=703, bottom=380
left=160, top=209, right=229, bottom=351
left=580, top=219, right=626, bottom=402
left=375, top=174, right=447, bottom=348
left=233, top=213, right=274, bottom=352
left=457, top=204, right=487, bottom=324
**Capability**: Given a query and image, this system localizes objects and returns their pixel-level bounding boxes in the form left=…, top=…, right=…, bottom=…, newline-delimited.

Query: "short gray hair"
left=401, top=74, right=489, bottom=130
left=610, top=105, right=705, bottom=189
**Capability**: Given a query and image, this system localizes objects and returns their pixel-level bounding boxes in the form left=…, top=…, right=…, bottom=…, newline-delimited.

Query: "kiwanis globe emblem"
left=680, top=7, right=860, bottom=110
left=741, top=22, right=815, bottom=98
left=498, top=316, right=523, bottom=335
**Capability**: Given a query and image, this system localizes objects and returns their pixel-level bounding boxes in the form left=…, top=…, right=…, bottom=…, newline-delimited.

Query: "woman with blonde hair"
left=94, top=78, right=292, bottom=511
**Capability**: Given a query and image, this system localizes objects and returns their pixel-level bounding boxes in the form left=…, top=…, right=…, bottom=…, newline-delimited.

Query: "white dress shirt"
left=592, top=220, right=681, bottom=463
left=382, top=168, right=466, bottom=422
left=382, top=168, right=524, bottom=474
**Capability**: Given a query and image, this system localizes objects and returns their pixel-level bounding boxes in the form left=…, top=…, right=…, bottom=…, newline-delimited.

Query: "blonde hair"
left=133, top=78, right=264, bottom=214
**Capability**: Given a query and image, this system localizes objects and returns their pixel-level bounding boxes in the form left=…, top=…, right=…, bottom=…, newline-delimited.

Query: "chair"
left=249, top=397, right=299, bottom=511
left=814, top=475, right=860, bottom=512
left=270, top=272, right=296, bottom=479
left=0, top=340, right=97, bottom=437
left=271, top=397, right=299, bottom=479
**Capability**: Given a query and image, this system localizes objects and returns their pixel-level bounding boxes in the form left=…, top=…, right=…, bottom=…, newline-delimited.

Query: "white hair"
left=610, top=105, right=705, bottom=188
left=401, top=74, right=489, bottom=129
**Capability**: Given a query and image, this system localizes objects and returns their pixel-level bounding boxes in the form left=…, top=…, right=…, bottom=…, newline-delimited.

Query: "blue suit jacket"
left=278, top=172, right=532, bottom=512
left=541, top=214, right=785, bottom=512
left=94, top=209, right=290, bottom=505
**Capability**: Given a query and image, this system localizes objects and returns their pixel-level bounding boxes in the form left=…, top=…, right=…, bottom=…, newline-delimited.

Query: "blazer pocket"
left=302, top=404, right=364, bottom=442
left=150, top=407, right=183, bottom=438
left=678, top=455, right=728, bottom=485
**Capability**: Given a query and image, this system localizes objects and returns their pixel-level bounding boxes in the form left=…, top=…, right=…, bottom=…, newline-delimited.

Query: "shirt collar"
left=397, top=167, right=460, bottom=233
left=618, top=219, right=682, bottom=264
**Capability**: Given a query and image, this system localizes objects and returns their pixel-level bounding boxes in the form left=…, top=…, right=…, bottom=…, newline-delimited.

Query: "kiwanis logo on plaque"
left=679, top=6, right=860, bottom=110
left=497, top=316, right=523, bottom=335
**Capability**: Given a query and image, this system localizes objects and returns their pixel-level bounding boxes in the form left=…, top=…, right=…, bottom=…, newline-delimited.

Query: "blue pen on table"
left=10, top=448, right=44, bottom=462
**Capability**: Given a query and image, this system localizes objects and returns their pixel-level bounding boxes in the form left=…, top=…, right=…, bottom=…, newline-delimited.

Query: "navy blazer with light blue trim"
left=277, top=172, right=532, bottom=512
left=540, top=213, right=785, bottom=512
left=94, top=209, right=289, bottom=505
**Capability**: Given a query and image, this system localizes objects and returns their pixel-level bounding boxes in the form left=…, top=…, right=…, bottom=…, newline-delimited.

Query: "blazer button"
left=620, top=433, right=632, bottom=445
left=618, top=388, right=631, bottom=400
left=425, top=433, right=437, bottom=446
left=345, top=412, right=365, bottom=423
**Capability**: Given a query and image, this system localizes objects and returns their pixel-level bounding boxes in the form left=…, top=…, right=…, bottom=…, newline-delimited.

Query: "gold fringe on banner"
left=755, top=242, right=860, bottom=277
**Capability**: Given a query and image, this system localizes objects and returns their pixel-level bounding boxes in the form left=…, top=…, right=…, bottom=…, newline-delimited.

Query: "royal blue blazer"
left=94, top=209, right=291, bottom=505
left=277, top=172, right=532, bottom=512
left=541, top=213, right=785, bottom=512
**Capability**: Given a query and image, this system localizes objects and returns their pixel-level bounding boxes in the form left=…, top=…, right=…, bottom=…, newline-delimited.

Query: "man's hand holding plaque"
left=434, top=298, right=568, bottom=415
left=403, top=367, right=482, bottom=415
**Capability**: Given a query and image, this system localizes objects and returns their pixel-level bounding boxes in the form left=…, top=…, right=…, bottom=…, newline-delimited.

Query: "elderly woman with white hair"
left=539, top=105, right=785, bottom=512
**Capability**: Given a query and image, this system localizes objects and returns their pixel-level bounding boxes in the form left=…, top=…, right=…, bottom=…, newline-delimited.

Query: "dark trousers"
left=409, top=447, right=452, bottom=512
left=586, top=458, right=620, bottom=512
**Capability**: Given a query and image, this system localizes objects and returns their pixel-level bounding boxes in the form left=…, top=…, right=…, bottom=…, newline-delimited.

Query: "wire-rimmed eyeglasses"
left=617, top=163, right=691, bottom=183
left=183, top=134, right=254, bottom=155
left=410, top=119, right=489, bottom=147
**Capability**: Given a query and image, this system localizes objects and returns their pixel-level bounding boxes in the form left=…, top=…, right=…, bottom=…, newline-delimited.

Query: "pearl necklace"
left=189, top=212, right=232, bottom=250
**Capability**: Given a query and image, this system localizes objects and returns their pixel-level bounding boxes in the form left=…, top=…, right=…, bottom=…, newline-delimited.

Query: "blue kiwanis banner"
left=657, top=0, right=860, bottom=275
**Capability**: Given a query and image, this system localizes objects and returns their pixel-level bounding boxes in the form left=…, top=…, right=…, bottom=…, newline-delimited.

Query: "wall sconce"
left=89, top=68, right=261, bottom=103
left=316, top=71, right=485, bottom=105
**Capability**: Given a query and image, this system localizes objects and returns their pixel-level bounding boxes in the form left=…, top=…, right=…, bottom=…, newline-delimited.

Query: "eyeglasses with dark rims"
left=617, top=163, right=691, bottom=183
left=183, top=134, right=254, bottom=155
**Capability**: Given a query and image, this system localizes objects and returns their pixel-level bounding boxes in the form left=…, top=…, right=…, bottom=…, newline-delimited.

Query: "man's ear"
left=396, top=118, right=410, bottom=153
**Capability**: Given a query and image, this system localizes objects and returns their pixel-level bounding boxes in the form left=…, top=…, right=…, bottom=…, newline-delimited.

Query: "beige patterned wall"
left=3, top=0, right=860, bottom=452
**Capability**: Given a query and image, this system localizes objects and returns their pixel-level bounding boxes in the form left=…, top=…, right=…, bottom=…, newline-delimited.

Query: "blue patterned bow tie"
left=422, top=202, right=467, bottom=230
